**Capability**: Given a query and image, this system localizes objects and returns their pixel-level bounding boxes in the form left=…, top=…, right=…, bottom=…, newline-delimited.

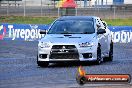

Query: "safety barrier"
left=0, top=23, right=49, bottom=41
left=109, top=26, right=132, bottom=43
left=0, top=23, right=132, bottom=43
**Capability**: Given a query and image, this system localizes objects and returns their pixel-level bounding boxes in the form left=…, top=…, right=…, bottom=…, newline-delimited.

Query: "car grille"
left=49, top=45, right=79, bottom=59
left=52, top=45, right=76, bottom=49
left=50, top=53, right=79, bottom=59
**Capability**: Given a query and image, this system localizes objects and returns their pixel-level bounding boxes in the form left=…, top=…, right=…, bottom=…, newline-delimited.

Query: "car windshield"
left=48, top=20, right=95, bottom=34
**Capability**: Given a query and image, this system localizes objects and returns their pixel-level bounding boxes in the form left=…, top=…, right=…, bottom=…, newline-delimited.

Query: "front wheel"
left=108, top=41, right=113, bottom=61
left=95, top=45, right=102, bottom=65
left=103, top=41, right=113, bottom=62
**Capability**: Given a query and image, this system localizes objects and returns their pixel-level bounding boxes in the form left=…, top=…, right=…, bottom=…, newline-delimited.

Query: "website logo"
left=76, top=66, right=131, bottom=85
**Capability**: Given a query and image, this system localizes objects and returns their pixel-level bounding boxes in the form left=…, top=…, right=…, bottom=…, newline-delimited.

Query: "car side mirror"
left=40, top=30, right=47, bottom=34
left=97, top=28, right=106, bottom=34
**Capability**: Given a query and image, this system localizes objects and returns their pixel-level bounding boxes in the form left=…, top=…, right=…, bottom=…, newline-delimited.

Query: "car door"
left=96, top=18, right=108, bottom=55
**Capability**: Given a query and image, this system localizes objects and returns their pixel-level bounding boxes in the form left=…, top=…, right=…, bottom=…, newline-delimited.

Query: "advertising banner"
left=0, top=23, right=49, bottom=41
left=0, top=23, right=132, bottom=43
left=109, top=26, right=132, bottom=43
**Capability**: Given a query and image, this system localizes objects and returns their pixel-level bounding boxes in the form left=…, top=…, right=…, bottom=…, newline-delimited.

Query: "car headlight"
left=38, top=42, right=50, bottom=48
left=79, top=42, right=94, bottom=47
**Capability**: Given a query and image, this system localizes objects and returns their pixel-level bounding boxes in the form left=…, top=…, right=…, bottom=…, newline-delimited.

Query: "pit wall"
left=0, top=23, right=132, bottom=43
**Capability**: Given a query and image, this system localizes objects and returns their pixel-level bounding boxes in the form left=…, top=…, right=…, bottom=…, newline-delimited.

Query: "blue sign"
left=109, top=26, right=132, bottom=43
left=113, top=0, right=124, bottom=5
left=0, top=23, right=132, bottom=43
left=0, top=23, right=49, bottom=41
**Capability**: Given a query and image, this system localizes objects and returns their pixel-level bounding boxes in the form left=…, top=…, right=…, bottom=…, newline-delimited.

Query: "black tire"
left=37, top=56, right=49, bottom=67
left=76, top=76, right=87, bottom=85
left=108, top=41, right=113, bottom=61
left=96, top=45, right=102, bottom=65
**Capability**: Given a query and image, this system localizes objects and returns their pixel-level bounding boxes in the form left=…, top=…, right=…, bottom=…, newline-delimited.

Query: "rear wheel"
left=96, top=45, right=102, bottom=65
left=37, top=56, right=49, bottom=67
left=108, top=41, right=113, bottom=61
left=103, top=41, right=113, bottom=61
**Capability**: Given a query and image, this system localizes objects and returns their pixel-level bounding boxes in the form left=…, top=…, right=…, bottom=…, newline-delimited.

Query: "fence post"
left=106, top=0, right=107, bottom=5
left=41, top=0, right=43, bottom=16
left=97, top=0, right=99, bottom=16
left=7, top=1, right=9, bottom=16
left=24, top=0, right=26, bottom=16
left=113, top=6, right=116, bottom=19
left=58, top=7, right=60, bottom=17
left=75, top=7, right=77, bottom=16
left=0, top=1, right=1, bottom=8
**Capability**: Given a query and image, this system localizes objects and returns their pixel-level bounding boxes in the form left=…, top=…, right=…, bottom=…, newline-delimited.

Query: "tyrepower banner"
left=109, top=26, right=132, bottom=43
left=0, top=23, right=132, bottom=43
left=0, top=23, right=49, bottom=41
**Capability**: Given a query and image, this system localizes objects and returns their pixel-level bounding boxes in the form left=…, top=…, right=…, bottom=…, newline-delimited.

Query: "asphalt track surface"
left=0, top=40, right=132, bottom=88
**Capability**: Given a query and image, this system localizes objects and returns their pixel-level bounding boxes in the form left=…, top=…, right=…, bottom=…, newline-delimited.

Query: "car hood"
left=40, top=33, right=96, bottom=44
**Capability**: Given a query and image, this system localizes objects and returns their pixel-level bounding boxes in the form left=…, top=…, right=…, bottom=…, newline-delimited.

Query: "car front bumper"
left=38, top=44, right=97, bottom=62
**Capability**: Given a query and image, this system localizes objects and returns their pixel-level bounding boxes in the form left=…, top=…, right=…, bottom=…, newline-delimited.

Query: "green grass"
left=0, top=16, right=56, bottom=24
left=104, top=18, right=132, bottom=26
left=0, top=16, right=132, bottom=26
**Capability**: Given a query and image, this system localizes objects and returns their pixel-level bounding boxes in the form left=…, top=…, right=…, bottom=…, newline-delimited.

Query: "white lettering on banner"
left=111, top=30, right=132, bottom=43
left=31, top=29, right=35, bottom=39
left=121, top=31, right=127, bottom=43
left=20, top=29, right=25, bottom=38
left=8, top=25, right=13, bottom=38
left=6, top=25, right=132, bottom=43
left=25, top=29, right=31, bottom=40
left=8, top=25, right=45, bottom=40
left=127, top=32, right=131, bottom=43
left=12, top=29, right=16, bottom=40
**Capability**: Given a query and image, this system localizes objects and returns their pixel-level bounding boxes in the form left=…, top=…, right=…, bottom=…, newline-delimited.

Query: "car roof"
left=57, top=16, right=97, bottom=21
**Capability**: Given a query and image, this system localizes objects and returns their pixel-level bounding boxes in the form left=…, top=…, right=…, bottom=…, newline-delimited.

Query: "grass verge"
left=0, top=16, right=132, bottom=26
left=0, top=16, right=56, bottom=24
left=104, top=18, right=132, bottom=26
